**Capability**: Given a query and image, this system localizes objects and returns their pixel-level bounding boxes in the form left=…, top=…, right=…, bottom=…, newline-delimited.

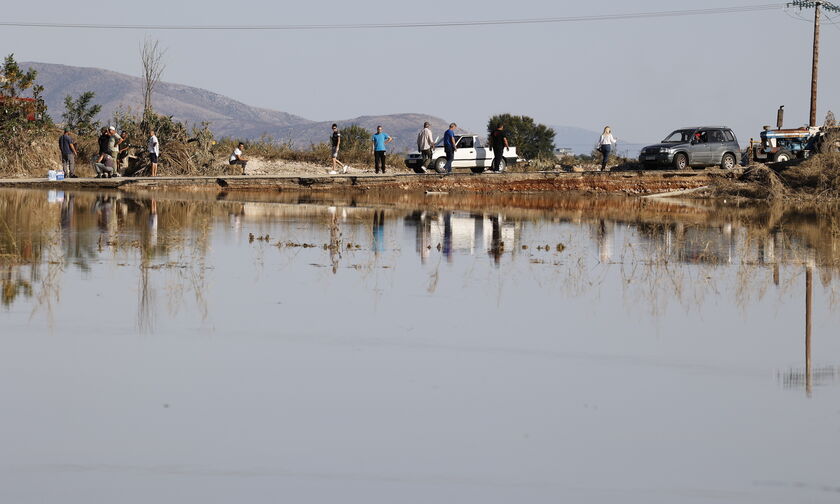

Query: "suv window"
left=708, top=130, right=725, bottom=143
left=723, top=130, right=735, bottom=142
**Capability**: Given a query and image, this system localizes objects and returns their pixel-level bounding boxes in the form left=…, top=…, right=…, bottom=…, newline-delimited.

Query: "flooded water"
left=1, top=188, right=839, bottom=503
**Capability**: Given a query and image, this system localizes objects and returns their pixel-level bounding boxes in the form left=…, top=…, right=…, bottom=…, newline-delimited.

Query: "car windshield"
left=662, top=130, right=694, bottom=143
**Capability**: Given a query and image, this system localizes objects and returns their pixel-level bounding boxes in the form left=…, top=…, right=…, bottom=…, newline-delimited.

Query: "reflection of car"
left=639, top=126, right=740, bottom=170
left=404, top=134, right=519, bottom=174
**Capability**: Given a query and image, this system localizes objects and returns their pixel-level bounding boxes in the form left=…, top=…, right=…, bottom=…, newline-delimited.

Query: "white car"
left=404, top=134, right=518, bottom=174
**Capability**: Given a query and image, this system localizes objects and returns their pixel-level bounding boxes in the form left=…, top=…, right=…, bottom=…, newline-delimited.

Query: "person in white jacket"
left=597, top=126, right=618, bottom=171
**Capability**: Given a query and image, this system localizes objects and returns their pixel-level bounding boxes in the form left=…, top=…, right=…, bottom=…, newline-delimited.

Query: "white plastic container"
left=56, top=170, right=65, bottom=181
left=47, top=169, right=57, bottom=181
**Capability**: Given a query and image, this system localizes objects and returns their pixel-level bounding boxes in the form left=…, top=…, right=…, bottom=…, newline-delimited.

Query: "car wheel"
left=470, top=166, right=485, bottom=174
left=433, top=157, right=447, bottom=174
left=721, top=153, right=737, bottom=170
left=673, top=153, right=688, bottom=170
left=774, top=150, right=793, bottom=163
left=496, top=158, right=507, bottom=173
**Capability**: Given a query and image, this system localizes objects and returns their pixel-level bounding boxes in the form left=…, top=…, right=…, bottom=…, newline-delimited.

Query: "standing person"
left=371, top=125, right=392, bottom=174
left=229, top=142, right=248, bottom=174
left=443, top=123, right=458, bottom=174
left=329, top=124, right=348, bottom=175
left=597, top=126, right=618, bottom=171
left=416, top=122, right=435, bottom=173
left=147, top=128, right=160, bottom=177
left=117, top=130, right=131, bottom=171
left=107, top=126, right=124, bottom=177
left=490, top=123, right=509, bottom=172
left=58, top=128, right=78, bottom=178
left=96, top=127, right=110, bottom=163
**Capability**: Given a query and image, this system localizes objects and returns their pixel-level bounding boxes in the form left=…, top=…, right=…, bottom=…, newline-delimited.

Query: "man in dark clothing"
left=490, top=123, right=509, bottom=172
left=58, top=128, right=78, bottom=178
left=97, top=127, right=110, bottom=159
left=443, top=123, right=458, bottom=173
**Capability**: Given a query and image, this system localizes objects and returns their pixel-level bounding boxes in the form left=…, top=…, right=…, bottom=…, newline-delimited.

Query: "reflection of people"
left=372, top=210, right=385, bottom=254
left=596, top=219, right=612, bottom=263
left=442, top=212, right=453, bottom=262
left=148, top=199, right=158, bottom=248
left=488, top=214, right=502, bottom=265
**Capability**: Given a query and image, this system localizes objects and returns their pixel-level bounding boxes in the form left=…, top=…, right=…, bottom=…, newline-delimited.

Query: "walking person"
left=416, top=122, right=435, bottom=173
left=58, top=128, right=78, bottom=178
left=329, top=124, right=348, bottom=174
left=490, top=123, right=509, bottom=172
left=229, top=142, right=249, bottom=174
left=147, top=128, right=160, bottom=177
left=443, top=123, right=458, bottom=173
left=597, top=126, right=618, bottom=171
left=371, top=125, right=392, bottom=174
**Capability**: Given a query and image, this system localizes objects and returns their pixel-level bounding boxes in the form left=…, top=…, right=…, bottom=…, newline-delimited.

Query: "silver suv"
left=640, top=127, right=740, bottom=170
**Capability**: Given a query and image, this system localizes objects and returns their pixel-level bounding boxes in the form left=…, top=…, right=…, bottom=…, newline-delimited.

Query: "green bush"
left=487, top=113, right=555, bottom=161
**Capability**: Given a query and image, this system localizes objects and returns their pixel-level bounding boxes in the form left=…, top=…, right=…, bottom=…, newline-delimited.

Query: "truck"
left=404, top=134, right=518, bottom=174
left=750, top=107, right=840, bottom=162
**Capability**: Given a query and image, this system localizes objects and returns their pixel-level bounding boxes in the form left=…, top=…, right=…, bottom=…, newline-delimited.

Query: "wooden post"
left=809, top=2, right=822, bottom=127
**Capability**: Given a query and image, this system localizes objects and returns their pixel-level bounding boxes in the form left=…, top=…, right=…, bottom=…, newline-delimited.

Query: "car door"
left=473, top=137, right=491, bottom=167
left=455, top=136, right=475, bottom=168
left=707, top=129, right=727, bottom=164
left=689, top=129, right=712, bottom=165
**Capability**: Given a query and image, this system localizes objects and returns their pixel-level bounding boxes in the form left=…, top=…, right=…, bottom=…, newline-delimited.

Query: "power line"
left=0, top=4, right=785, bottom=31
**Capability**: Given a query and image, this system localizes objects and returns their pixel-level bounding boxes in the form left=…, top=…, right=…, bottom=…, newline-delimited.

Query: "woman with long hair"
left=597, top=126, right=618, bottom=171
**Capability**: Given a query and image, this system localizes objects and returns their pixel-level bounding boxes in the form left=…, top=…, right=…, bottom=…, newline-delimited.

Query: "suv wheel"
left=673, top=153, right=688, bottom=170
left=721, top=153, right=737, bottom=170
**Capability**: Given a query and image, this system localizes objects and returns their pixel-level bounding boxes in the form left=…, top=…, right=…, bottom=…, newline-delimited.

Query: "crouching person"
left=229, top=142, right=248, bottom=175
left=92, top=154, right=115, bottom=178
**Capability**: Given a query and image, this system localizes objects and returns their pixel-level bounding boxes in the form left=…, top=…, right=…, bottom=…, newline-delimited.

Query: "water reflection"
left=1, top=188, right=839, bottom=393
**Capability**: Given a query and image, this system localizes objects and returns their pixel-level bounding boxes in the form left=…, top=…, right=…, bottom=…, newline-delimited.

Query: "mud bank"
left=0, top=170, right=716, bottom=195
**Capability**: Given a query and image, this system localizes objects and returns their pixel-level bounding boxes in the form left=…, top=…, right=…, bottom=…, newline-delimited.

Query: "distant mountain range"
left=23, top=61, right=646, bottom=156
left=24, top=62, right=449, bottom=151
left=552, top=125, right=646, bottom=156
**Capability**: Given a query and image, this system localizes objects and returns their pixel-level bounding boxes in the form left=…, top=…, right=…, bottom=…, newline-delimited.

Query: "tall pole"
left=809, top=2, right=822, bottom=127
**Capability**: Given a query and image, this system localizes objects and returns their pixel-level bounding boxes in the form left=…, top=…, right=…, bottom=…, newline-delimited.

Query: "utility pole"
left=810, top=2, right=821, bottom=127
left=788, top=1, right=840, bottom=126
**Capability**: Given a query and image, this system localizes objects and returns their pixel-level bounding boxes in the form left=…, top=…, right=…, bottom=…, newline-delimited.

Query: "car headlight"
left=659, top=147, right=671, bottom=153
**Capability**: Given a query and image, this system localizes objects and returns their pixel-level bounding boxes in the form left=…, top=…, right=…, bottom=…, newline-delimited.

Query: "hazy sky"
left=2, top=0, right=839, bottom=143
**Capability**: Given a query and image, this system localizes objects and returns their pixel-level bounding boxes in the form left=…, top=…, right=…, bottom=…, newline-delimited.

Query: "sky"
left=1, top=0, right=839, bottom=145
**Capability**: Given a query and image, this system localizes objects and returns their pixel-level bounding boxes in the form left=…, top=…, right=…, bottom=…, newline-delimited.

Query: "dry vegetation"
left=712, top=153, right=840, bottom=201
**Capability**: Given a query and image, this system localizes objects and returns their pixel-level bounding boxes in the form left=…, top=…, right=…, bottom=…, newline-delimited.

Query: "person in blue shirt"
left=371, top=125, right=393, bottom=174
left=443, top=123, right=458, bottom=173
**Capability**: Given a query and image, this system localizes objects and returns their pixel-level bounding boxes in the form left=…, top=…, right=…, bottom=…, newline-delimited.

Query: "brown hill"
left=23, top=61, right=449, bottom=151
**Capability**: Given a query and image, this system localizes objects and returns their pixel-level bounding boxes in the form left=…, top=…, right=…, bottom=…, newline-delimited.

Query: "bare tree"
left=140, top=36, right=166, bottom=122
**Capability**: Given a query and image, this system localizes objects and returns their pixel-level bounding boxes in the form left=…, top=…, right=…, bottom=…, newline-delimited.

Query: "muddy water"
left=1, top=188, right=838, bottom=503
